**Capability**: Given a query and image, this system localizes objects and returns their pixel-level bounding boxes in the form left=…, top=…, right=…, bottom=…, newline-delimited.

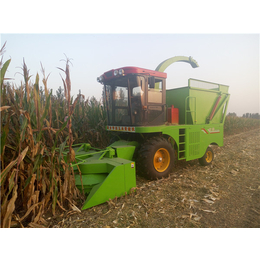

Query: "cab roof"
left=101, top=66, right=167, bottom=81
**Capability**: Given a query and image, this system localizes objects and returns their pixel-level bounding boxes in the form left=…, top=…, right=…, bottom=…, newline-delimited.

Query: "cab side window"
left=148, top=77, right=163, bottom=103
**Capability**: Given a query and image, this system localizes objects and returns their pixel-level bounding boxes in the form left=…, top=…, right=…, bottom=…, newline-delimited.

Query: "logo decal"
left=208, top=128, right=220, bottom=134
left=201, top=128, right=220, bottom=134
left=107, top=126, right=135, bottom=132
left=201, top=128, right=209, bottom=134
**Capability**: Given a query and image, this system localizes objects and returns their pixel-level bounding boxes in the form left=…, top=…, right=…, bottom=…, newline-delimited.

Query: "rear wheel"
left=137, top=137, right=174, bottom=180
left=199, top=146, right=214, bottom=166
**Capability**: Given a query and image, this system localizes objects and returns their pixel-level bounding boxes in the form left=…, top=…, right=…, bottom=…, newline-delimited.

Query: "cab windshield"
left=104, top=76, right=144, bottom=126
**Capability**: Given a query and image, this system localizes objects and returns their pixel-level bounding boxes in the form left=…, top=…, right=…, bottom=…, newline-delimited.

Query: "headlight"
left=97, top=76, right=103, bottom=83
left=119, top=69, right=124, bottom=75
left=114, top=70, right=118, bottom=76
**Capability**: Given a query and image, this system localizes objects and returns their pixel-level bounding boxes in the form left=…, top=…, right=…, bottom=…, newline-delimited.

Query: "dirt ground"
left=49, top=128, right=260, bottom=228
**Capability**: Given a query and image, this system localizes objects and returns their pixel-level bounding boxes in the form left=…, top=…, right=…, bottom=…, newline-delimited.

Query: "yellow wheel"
left=205, top=150, right=213, bottom=163
left=199, top=147, right=214, bottom=166
left=153, top=148, right=170, bottom=172
left=137, top=137, right=175, bottom=180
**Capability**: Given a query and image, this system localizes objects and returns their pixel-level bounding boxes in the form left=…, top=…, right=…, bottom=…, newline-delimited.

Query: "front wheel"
left=199, top=146, right=214, bottom=166
left=137, top=137, right=175, bottom=180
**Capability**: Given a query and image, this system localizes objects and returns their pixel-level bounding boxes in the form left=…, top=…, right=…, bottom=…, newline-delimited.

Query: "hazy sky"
left=1, top=34, right=259, bottom=116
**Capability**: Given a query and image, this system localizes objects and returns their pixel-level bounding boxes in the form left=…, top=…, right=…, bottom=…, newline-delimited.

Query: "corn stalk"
left=0, top=46, right=85, bottom=227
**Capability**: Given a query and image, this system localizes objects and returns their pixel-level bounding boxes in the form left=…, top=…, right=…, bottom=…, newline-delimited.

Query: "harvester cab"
left=68, top=56, right=230, bottom=210
left=97, top=67, right=167, bottom=127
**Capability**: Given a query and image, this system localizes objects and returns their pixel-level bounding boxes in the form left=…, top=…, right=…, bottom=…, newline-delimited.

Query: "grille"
left=189, top=131, right=200, bottom=156
left=189, top=144, right=200, bottom=156
left=189, top=131, right=200, bottom=144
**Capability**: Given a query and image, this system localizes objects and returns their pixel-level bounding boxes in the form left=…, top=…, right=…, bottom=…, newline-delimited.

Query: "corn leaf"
left=34, top=73, right=40, bottom=132
left=0, top=127, right=7, bottom=157
left=37, top=90, right=52, bottom=142
left=17, top=146, right=29, bottom=167
left=51, top=116, right=70, bottom=152
left=0, top=111, right=11, bottom=157
left=58, top=136, right=69, bottom=164
left=0, top=158, right=18, bottom=186
left=0, top=106, right=11, bottom=112
left=2, top=184, right=18, bottom=228
left=0, top=59, right=11, bottom=88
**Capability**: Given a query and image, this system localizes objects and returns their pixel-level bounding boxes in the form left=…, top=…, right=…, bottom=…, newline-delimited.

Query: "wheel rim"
left=153, top=148, right=170, bottom=172
left=205, top=150, right=213, bottom=163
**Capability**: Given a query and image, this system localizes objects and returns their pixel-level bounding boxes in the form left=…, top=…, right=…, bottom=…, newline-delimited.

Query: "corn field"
left=0, top=43, right=109, bottom=228
left=224, top=115, right=260, bottom=136
left=1, top=42, right=259, bottom=228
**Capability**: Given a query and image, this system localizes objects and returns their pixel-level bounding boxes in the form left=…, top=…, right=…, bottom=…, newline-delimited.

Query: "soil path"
left=51, top=128, right=260, bottom=228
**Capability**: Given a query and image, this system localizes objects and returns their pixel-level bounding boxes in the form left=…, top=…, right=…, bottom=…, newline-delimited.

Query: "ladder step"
left=179, top=129, right=186, bottom=160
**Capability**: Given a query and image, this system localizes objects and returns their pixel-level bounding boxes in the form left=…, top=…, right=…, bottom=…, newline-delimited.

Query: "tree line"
left=227, top=112, right=260, bottom=119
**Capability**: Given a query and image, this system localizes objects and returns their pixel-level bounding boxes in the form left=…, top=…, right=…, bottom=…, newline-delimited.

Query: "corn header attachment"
left=66, top=141, right=138, bottom=210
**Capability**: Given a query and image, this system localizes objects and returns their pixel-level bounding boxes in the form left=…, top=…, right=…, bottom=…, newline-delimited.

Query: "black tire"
left=137, top=137, right=175, bottom=180
left=199, top=146, right=214, bottom=166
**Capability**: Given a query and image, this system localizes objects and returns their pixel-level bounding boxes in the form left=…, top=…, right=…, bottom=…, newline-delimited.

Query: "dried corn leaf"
left=104, top=210, right=111, bottom=215
left=33, top=204, right=43, bottom=224
left=194, top=216, right=202, bottom=221
left=19, top=202, right=41, bottom=222
left=202, top=209, right=216, bottom=213
left=13, top=214, right=24, bottom=228
left=230, top=169, right=238, bottom=175
left=0, top=157, right=18, bottom=185
left=56, top=200, right=66, bottom=211
left=10, top=220, right=19, bottom=227
left=2, top=184, right=18, bottom=228
left=17, top=146, right=28, bottom=167
left=66, top=197, right=81, bottom=213
left=28, top=222, right=46, bottom=228
left=205, top=194, right=218, bottom=201
left=40, top=217, right=48, bottom=226
left=0, top=106, right=11, bottom=112
left=202, top=198, right=214, bottom=204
